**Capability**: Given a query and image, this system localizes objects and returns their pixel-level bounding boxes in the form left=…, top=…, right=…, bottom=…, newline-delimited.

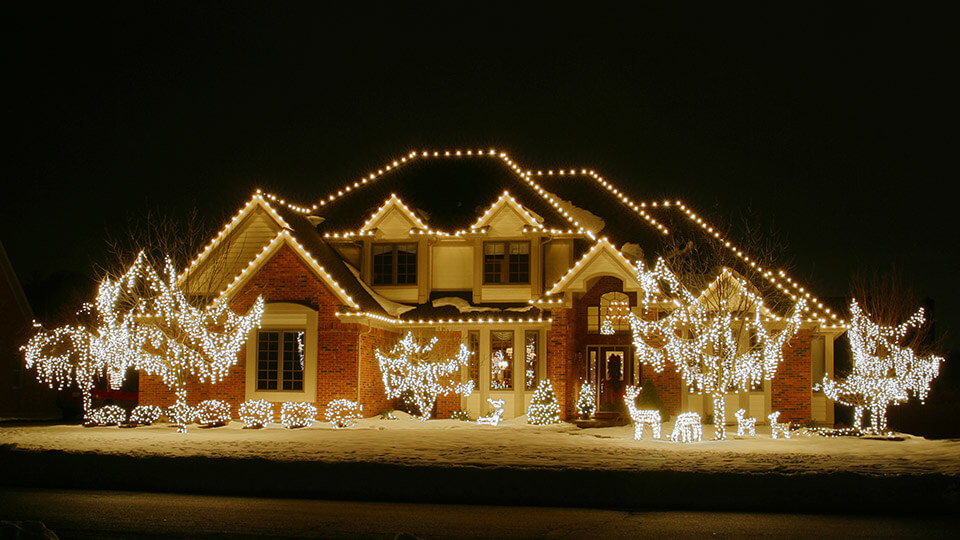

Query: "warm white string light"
left=281, top=401, right=317, bottom=429
left=239, top=399, right=274, bottom=428
left=768, top=411, right=791, bottom=439
left=86, top=405, right=127, bottom=426
left=624, top=385, right=662, bottom=440
left=129, top=405, right=162, bottom=426
left=477, top=398, right=505, bottom=426
left=527, top=379, right=561, bottom=425
left=670, top=412, right=703, bottom=443
left=326, top=399, right=362, bottom=429
left=195, top=400, right=232, bottom=427
left=376, top=331, right=474, bottom=421
left=821, top=300, right=943, bottom=434
left=627, top=259, right=806, bottom=440
left=576, top=380, right=597, bottom=418
left=735, top=408, right=757, bottom=436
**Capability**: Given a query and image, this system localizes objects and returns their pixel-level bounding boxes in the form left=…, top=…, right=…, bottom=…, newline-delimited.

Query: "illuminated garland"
left=281, top=401, right=317, bottom=429
left=86, top=405, right=127, bottom=426
left=624, top=385, right=662, bottom=440
left=527, top=379, right=561, bottom=425
left=768, top=411, right=791, bottom=439
left=129, top=405, right=163, bottom=425
left=628, top=259, right=806, bottom=440
left=670, top=412, right=703, bottom=443
left=576, top=380, right=597, bottom=418
left=376, top=331, right=474, bottom=421
left=239, top=399, right=274, bottom=428
left=326, top=399, right=362, bottom=429
left=821, top=300, right=943, bottom=434
left=195, top=400, right=232, bottom=427
left=734, top=408, right=756, bottom=436
left=478, top=398, right=505, bottom=426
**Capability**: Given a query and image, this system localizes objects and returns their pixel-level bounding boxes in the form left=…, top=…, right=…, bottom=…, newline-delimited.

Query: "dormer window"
left=483, top=241, right=529, bottom=284
left=373, top=243, right=417, bottom=285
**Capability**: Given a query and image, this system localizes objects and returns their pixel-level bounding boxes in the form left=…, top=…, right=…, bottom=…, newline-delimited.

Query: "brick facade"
left=546, top=307, right=577, bottom=419
left=772, top=328, right=812, bottom=424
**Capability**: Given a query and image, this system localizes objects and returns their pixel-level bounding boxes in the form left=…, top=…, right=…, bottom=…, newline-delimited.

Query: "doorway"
left=585, top=345, right=633, bottom=410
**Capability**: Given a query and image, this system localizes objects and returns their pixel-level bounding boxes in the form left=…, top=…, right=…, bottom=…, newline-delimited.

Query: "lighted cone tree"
left=822, top=300, right=943, bottom=434
left=527, top=379, right=562, bottom=425
left=376, top=331, right=475, bottom=421
left=627, top=259, right=806, bottom=440
left=23, top=252, right=264, bottom=428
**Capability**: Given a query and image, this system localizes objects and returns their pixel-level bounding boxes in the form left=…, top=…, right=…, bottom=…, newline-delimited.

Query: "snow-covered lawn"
left=3, top=412, right=958, bottom=476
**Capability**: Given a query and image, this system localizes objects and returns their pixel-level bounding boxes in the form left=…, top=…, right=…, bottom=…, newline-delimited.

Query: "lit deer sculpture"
left=624, top=385, right=661, bottom=440
left=478, top=398, right=505, bottom=426
left=768, top=411, right=791, bottom=439
left=670, top=412, right=703, bottom=443
left=735, top=408, right=757, bottom=436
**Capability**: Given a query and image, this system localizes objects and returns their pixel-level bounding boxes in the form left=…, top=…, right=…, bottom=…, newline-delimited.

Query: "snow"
left=344, top=263, right=415, bottom=316
left=541, top=189, right=605, bottom=234
left=3, top=415, right=958, bottom=476
left=431, top=297, right=499, bottom=313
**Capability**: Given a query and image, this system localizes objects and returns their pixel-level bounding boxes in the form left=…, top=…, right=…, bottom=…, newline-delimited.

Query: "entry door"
left=586, top=346, right=632, bottom=409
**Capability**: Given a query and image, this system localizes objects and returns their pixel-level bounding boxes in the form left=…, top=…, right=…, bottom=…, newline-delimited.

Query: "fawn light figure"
left=670, top=412, right=703, bottom=443
left=478, top=398, right=505, bottom=426
left=735, top=408, right=757, bottom=436
left=768, top=411, right=791, bottom=439
left=624, top=385, right=662, bottom=440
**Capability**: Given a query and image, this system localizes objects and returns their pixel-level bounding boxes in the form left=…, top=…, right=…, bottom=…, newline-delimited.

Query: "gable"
left=471, top=191, right=542, bottom=237
left=547, top=239, right=641, bottom=295
left=359, top=194, right=428, bottom=239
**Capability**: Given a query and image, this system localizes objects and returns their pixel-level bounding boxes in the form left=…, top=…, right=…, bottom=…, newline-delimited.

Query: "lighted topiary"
left=195, top=399, right=232, bottom=427
left=128, top=405, right=163, bottom=425
left=326, top=399, right=362, bottom=429
left=527, top=379, right=562, bottom=425
left=576, top=380, right=597, bottom=418
left=281, top=401, right=317, bottom=429
left=239, top=399, right=274, bottom=428
left=86, top=405, right=127, bottom=426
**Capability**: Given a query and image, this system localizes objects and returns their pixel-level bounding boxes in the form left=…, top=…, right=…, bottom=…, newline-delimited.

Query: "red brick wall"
left=433, top=330, right=465, bottom=418
left=546, top=307, right=577, bottom=420
left=644, top=364, right=682, bottom=416
left=359, top=326, right=398, bottom=416
left=772, top=328, right=812, bottom=424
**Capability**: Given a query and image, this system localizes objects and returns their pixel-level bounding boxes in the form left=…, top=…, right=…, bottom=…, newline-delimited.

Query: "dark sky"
left=3, top=3, right=957, bottom=348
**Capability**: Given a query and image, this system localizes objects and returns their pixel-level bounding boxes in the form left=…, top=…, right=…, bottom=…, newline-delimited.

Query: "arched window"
left=587, top=291, right=632, bottom=334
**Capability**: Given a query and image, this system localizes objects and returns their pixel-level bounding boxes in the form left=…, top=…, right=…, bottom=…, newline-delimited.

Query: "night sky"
left=4, top=3, right=957, bottom=349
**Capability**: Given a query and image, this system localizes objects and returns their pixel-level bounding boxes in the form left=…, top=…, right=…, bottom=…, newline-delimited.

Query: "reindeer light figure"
left=768, top=411, right=791, bottom=439
left=624, top=385, right=661, bottom=440
left=735, top=408, right=757, bottom=436
left=670, top=412, right=703, bottom=443
left=478, top=398, right=505, bottom=426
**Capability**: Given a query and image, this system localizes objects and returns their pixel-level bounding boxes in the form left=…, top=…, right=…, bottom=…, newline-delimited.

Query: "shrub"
left=86, top=405, right=126, bottom=426
left=195, top=400, right=232, bottom=427
left=327, top=399, right=362, bottom=429
left=239, top=399, right=274, bottom=428
left=451, top=410, right=470, bottom=421
left=128, top=405, right=163, bottom=425
left=281, top=401, right=317, bottom=429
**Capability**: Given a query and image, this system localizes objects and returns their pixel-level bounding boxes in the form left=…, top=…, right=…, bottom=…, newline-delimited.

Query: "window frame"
left=483, top=241, right=530, bottom=284
left=489, top=330, right=515, bottom=390
left=372, top=242, right=418, bottom=286
left=256, top=329, right=306, bottom=392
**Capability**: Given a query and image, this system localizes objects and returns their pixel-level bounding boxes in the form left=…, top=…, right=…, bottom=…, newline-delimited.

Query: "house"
left=140, top=150, right=846, bottom=425
left=1, top=240, right=59, bottom=420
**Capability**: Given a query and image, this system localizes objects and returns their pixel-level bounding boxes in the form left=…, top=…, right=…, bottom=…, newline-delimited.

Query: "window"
left=524, top=331, right=539, bottom=390
left=373, top=243, right=417, bottom=285
left=257, top=330, right=305, bottom=391
left=468, top=330, right=480, bottom=389
left=588, top=292, right=631, bottom=334
left=490, top=330, right=514, bottom=390
left=483, top=242, right=529, bottom=284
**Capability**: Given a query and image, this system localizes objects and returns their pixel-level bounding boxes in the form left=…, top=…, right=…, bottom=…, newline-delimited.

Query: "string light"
left=821, top=300, right=943, bottom=434
left=375, top=331, right=474, bottom=421
left=195, top=400, right=232, bottom=427
left=735, top=408, right=757, bottom=436
left=623, top=385, right=662, bottom=440
left=477, top=398, right=505, bottom=426
left=576, top=380, right=597, bottom=418
left=129, top=405, right=162, bottom=426
left=326, top=399, right=362, bottom=429
left=527, top=379, right=561, bottom=425
left=166, top=402, right=195, bottom=433
left=86, top=405, right=126, bottom=427
left=670, top=412, right=703, bottom=443
left=628, top=259, right=806, bottom=440
left=239, top=399, right=274, bottom=428
left=281, top=401, right=317, bottom=429
left=768, top=411, right=791, bottom=439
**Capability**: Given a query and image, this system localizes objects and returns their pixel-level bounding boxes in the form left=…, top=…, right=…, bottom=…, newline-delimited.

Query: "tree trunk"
left=712, top=393, right=726, bottom=440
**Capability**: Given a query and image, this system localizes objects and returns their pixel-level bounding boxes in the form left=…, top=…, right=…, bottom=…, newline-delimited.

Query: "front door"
left=585, top=345, right=632, bottom=410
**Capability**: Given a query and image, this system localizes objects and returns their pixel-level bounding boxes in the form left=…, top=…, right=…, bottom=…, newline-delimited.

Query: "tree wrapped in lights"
left=822, top=300, right=943, bottom=434
left=527, top=379, right=562, bottom=425
left=576, top=380, right=597, bottom=418
left=376, top=331, right=474, bottom=421
left=627, top=259, right=806, bottom=440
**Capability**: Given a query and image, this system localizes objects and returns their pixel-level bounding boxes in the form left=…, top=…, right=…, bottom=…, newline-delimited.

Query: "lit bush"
left=86, top=405, right=126, bottom=426
left=195, top=400, right=232, bottom=427
left=128, top=405, right=163, bottom=425
left=326, top=399, right=362, bottom=429
left=239, top=399, right=274, bottom=428
left=281, top=401, right=317, bottom=429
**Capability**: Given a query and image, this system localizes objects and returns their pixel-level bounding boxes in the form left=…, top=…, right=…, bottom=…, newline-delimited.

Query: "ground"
left=3, top=412, right=958, bottom=475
